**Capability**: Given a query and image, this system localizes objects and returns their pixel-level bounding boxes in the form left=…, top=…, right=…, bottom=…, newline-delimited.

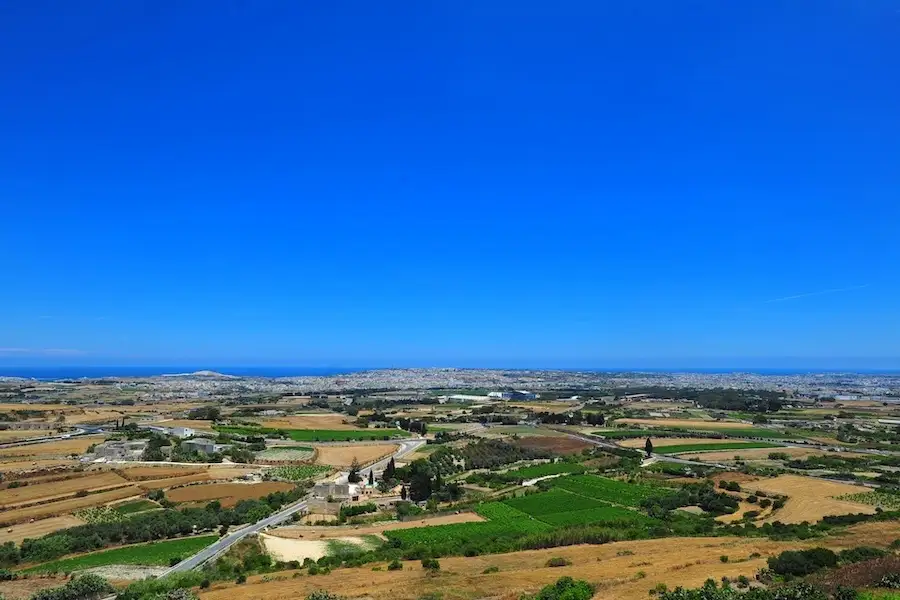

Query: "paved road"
left=163, top=437, right=426, bottom=574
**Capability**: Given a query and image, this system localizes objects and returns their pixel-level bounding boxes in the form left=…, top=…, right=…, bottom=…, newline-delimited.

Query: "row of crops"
left=838, top=491, right=900, bottom=510
left=383, top=475, right=666, bottom=551
left=654, top=441, right=781, bottom=454
left=269, top=464, right=332, bottom=481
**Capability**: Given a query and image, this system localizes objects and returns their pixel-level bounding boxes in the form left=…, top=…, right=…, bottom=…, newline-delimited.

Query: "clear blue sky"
left=2, top=1, right=899, bottom=369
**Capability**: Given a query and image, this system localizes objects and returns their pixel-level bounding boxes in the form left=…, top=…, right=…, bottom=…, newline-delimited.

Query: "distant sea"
left=0, top=366, right=362, bottom=380
left=1, top=365, right=897, bottom=380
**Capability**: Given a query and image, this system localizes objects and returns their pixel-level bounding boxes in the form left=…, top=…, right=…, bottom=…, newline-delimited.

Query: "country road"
left=162, top=437, right=426, bottom=575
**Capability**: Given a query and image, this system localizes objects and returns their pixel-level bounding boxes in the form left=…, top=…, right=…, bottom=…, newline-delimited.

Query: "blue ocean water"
left=0, top=366, right=363, bottom=380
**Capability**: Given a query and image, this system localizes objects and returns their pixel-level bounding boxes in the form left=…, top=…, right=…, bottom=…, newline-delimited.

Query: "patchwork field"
left=619, top=436, right=752, bottom=448
left=23, top=535, right=219, bottom=573
left=201, top=522, right=900, bottom=600
left=742, top=474, right=876, bottom=523
left=0, top=436, right=103, bottom=460
left=0, top=516, right=86, bottom=545
left=217, top=426, right=409, bottom=441
left=654, top=441, right=782, bottom=454
left=165, top=482, right=295, bottom=507
left=0, top=471, right=128, bottom=507
left=614, top=418, right=757, bottom=430
left=313, top=444, right=397, bottom=467
left=270, top=513, right=486, bottom=540
left=0, top=486, right=141, bottom=525
left=258, top=414, right=356, bottom=430
left=515, top=435, right=594, bottom=455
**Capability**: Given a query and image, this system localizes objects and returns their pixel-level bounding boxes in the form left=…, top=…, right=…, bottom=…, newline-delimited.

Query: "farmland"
left=0, top=486, right=141, bottom=525
left=741, top=474, right=877, bottom=523
left=216, top=426, right=410, bottom=441
left=548, top=475, right=669, bottom=507
left=313, top=444, right=398, bottom=467
left=838, top=491, right=900, bottom=510
left=383, top=502, right=550, bottom=548
left=23, top=535, right=218, bottom=573
left=257, top=414, right=356, bottom=430
left=502, top=462, right=586, bottom=479
left=165, top=481, right=295, bottom=507
left=653, top=441, right=782, bottom=454
left=0, top=471, right=129, bottom=507
left=268, top=464, right=331, bottom=482
left=255, top=446, right=315, bottom=462
left=0, top=516, right=85, bottom=545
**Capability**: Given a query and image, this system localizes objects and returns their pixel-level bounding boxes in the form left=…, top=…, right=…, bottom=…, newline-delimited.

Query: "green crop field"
left=654, top=441, right=782, bottom=454
left=216, top=426, right=411, bottom=441
left=269, top=464, right=332, bottom=481
left=593, top=429, right=677, bottom=439
left=536, top=505, right=653, bottom=527
left=549, top=475, right=670, bottom=507
left=114, top=500, right=159, bottom=515
left=504, top=462, right=586, bottom=479
left=505, top=489, right=602, bottom=515
left=383, top=502, right=549, bottom=548
left=24, top=535, right=218, bottom=573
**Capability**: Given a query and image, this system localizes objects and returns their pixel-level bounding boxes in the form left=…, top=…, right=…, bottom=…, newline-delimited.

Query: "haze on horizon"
left=1, top=2, right=898, bottom=368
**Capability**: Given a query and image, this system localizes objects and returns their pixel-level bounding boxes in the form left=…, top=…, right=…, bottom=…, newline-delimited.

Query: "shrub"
left=387, top=559, right=403, bottom=571
left=767, top=548, right=838, bottom=576
left=759, top=498, right=772, bottom=509
left=235, top=574, right=247, bottom=584
left=532, top=576, right=594, bottom=600
left=199, top=580, right=210, bottom=590
left=169, top=556, right=182, bottom=567
left=719, top=555, right=729, bottom=563
left=879, top=573, right=900, bottom=589
left=306, top=592, right=345, bottom=600
left=545, top=557, right=572, bottom=568
left=421, top=558, right=440, bottom=571
left=838, top=546, right=887, bottom=564
left=482, top=566, right=499, bottom=574
left=747, top=495, right=758, bottom=504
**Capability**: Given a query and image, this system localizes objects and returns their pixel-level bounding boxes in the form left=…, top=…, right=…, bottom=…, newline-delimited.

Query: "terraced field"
left=654, top=442, right=782, bottom=454
left=23, top=535, right=218, bottom=573
left=549, top=475, right=670, bottom=507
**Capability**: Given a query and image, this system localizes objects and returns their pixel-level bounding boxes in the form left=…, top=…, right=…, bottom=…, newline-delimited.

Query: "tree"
left=385, top=457, right=396, bottom=480
left=348, top=458, right=362, bottom=483
left=368, top=470, right=374, bottom=486
left=644, top=438, right=654, bottom=457
left=409, top=471, right=432, bottom=502
left=400, top=485, right=408, bottom=501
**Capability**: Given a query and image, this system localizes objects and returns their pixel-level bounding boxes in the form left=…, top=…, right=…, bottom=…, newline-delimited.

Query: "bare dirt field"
left=166, top=482, right=294, bottom=507
left=119, top=466, right=207, bottom=480
left=0, top=515, right=86, bottom=544
left=680, top=447, right=845, bottom=462
left=0, top=487, right=141, bottom=525
left=0, top=575, right=67, bottom=600
left=0, top=436, right=104, bottom=460
left=258, top=414, right=357, bottom=430
left=0, top=459, right=81, bottom=474
left=614, top=418, right=751, bottom=430
left=260, top=534, right=374, bottom=562
left=0, top=471, right=128, bottom=507
left=313, top=444, right=398, bottom=467
left=201, top=522, right=900, bottom=600
left=619, top=437, right=742, bottom=448
left=515, top=436, right=593, bottom=455
left=742, top=475, right=876, bottom=523
left=0, top=430, right=53, bottom=442
left=270, top=513, right=485, bottom=540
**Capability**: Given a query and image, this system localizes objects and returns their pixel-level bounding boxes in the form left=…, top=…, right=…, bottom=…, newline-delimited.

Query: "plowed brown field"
left=0, top=471, right=128, bottom=506
left=166, top=482, right=294, bottom=507
left=0, top=487, right=140, bottom=525
left=0, top=516, right=85, bottom=544
left=258, top=414, right=356, bottom=430
left=742, top=475, right=876, bottom=523
left=119, top=466, right=207, bottom=481
left=199, top=522, right=900, bottom=600
left=313, top=444, right=397, bottom=467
